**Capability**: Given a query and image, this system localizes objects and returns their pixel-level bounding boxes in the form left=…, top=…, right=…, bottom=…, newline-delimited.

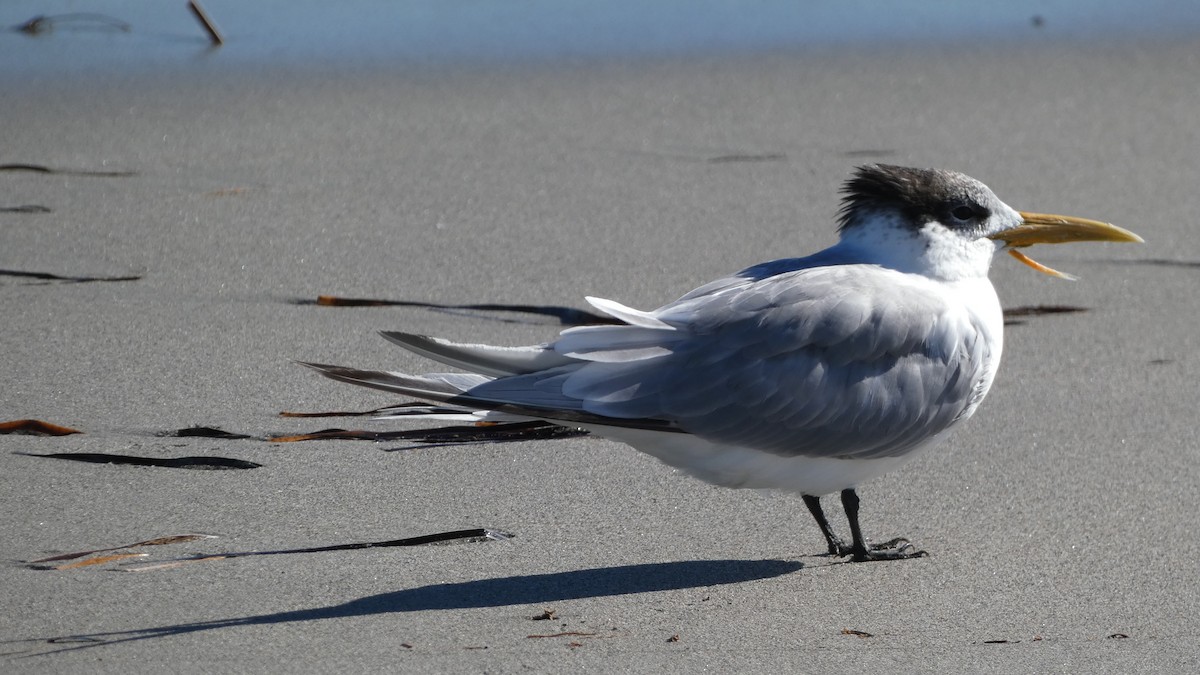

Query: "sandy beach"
left=3, top=3, right=1200, bottom=671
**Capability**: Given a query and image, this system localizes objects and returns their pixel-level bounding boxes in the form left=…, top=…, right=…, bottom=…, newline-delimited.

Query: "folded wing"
left=309, top=262, right=993, bottom=461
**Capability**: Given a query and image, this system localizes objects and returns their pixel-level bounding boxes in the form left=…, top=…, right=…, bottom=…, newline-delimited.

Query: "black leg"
left=840, top=488, right=869, bottom=558
left=840, top=488, right=927, bottom=562
left=803, top=494, right=850, bottom=556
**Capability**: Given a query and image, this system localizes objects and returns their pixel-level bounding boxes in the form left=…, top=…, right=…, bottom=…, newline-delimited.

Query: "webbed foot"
left=848, top=537, right=928, bottom=562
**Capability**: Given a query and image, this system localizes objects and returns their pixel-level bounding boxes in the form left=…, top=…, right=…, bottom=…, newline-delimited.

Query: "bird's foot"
left=824, top=537, right=853, bottom=557
left=848, top=537, right=928, bottom=563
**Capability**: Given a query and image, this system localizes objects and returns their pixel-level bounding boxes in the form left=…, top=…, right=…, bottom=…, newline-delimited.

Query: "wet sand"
left=3, top=27, right=1199, bottom=672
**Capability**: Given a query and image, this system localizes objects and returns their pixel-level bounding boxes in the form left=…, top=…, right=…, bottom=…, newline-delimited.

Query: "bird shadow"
left=14, top=558, right=803, bottom=656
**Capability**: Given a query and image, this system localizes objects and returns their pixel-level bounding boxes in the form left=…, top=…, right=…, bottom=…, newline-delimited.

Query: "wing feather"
left=379, top=332, right=572, bottom=377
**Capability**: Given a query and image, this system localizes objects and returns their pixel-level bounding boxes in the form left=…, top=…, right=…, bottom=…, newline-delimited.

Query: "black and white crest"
left=837, top=164, right=994, bottom=234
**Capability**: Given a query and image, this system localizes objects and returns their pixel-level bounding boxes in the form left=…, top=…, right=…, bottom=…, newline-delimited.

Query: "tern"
left=302, top=165, right=1142, bottom=561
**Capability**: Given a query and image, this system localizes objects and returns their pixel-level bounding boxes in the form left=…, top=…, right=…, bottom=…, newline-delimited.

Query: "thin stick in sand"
left=188, top=0, right=223, bottom=46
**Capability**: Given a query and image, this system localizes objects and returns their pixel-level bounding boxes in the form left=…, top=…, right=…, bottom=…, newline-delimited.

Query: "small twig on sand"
left=188, top=0, right=223, bottom=46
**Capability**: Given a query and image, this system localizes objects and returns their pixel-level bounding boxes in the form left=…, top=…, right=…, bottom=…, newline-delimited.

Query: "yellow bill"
left=989, top=211, right=1144, bottom=279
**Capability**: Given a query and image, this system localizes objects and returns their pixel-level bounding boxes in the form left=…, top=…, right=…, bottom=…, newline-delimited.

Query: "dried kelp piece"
left=706, top=153, right=787, bottom=163
left=29, top=533, right=214, bottom=564
left=283, top=528, right=513, bottom=550
left=54, top=553, right=147, bottom=570
left=124, top=556, right=227, bottom=572
left=206, top=187, right=250, bottom=196
left=0, top=205, right=51, bottom=213
left=163, top=426, right=253, bottom=440
left=269, top=429, right=380, bottom=442
left=1003, top=304, right=1089, bottom=326
left=17, top=452, right=261, bottom=470
left=270, top=421, right=588, bottom=444
left=0, top=419, right=81, bottom=436
left=1003, top=305, right=1088, bottom=318
left=310, top=296, right=403, bottom=307
left=45, top=636, right=103, bottom=644
left=0, top=269, right=141, bottom=284
left=0, top=163, right=136, bottom=177
left=526, top=631, right=598, bottom=639
left=841, top=628, right=874, bottom=638
left=844, top=149, right=898, bottom=158
left=1103, top=258, right=1200, bottom=268
left=296, top=296, right=619, bottom=327
left=124, top=528, right=514, bottom=571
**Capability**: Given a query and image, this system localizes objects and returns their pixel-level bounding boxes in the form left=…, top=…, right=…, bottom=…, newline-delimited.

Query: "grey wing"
left=470, top=264, right=994, bottom=460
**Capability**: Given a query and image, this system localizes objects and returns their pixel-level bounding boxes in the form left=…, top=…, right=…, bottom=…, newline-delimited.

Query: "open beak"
left=988, top=211, right=1144, bottom=280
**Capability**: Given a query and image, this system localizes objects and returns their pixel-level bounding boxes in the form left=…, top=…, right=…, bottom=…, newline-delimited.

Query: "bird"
left=301, top=164, right=1142, bottom=562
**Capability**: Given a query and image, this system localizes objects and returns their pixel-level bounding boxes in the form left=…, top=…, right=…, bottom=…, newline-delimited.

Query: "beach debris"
left=12, top=13, right=129, bottom=35
left=0, top=205, right=52, bottom=213
left=28, top=534, right=214, bottom=566
left=1003, top=304, right=1089, bottom=325
left=1004, top=305, right=1089, bottom=317
left=270, top=420, right=588, bottom=445
left=206, top=187, right=250, bottom=196
left=1117, top=258, right=1200, bottom=268
left=0, top=163, right=136, bottom=177
left=297, top=295, right=618, bottom=326
left=162, top=425, right=254, bottom=440
left=1108, top=633, right=1130, bottom=639
left=526, top=631, right=598, bottom=639
left=531, top=609, right=558, bottom=621
left=981, top=639, right=1017, bottom=644
left=43, top=636, right=104, bottom=646
left=0, top=269, right=142, bottom=284
left=844, top=149, right=898, bottom=158
left=706, top=153, right=787, bottom=164
left=187, top=0, right=223, bottom=46
left=666, top=634, right=680, bottom=642
left=841, top=628, right=874, bottom=638
left=17, top=451, right=262, bottom=470
left=124, top=528, right=515, bottom=571
left=270, top=428, right=392, bottom=442
left=53, top=553, right=149, bottom=569
left=124, top=556, right=228, bottom=572
left=0, top=419, right=81, bottom=436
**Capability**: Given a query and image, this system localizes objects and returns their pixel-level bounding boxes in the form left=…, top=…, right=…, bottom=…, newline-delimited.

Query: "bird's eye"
left=949, top=205, right=976, bottom=222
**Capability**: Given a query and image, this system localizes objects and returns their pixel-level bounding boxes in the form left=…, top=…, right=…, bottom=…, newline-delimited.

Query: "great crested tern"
left=302, top=164, right=1142, bottom=561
